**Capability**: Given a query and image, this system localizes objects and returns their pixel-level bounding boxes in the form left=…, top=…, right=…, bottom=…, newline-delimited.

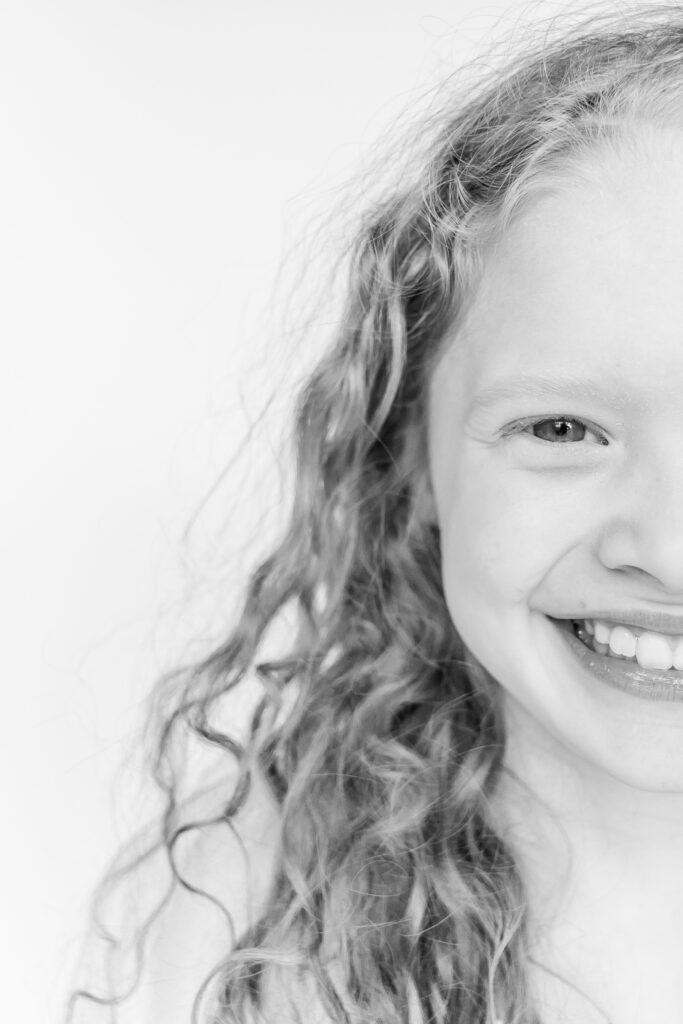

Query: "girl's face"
left=428, top=132, right=683, bottom=793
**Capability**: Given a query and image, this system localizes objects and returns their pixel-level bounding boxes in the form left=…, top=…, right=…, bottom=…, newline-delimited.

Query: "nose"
left=596, top=455, right=683, bottom=598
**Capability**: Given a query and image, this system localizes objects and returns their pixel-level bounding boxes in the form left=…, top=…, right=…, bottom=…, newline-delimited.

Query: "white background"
left=0, top=0, right=586, bottom=1020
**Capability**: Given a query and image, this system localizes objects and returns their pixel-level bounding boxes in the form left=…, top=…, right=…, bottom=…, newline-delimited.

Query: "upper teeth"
left=587, top=619, right=683, bottom=671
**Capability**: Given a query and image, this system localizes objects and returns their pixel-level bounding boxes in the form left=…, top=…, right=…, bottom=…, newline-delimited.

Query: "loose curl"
left=65, top=5, right=683, bottom=1024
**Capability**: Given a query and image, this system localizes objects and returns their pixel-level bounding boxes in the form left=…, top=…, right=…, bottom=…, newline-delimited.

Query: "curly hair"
left=65, top=5, right=683, bottom=1024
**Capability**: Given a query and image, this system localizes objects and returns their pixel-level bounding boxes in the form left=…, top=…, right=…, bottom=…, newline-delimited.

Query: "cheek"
left=437, top=466, right=590, bottom=628
left=439, top=483, right=530, bottom=627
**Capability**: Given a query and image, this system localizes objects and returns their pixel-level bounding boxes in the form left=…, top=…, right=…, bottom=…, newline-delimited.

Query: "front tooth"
left=609, top=625, right=637, bottom=658
left=636, top=632, right=674, bottom=671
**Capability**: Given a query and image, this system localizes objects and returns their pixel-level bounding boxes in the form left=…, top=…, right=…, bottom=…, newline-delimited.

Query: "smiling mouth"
left=547, top=615, right=683, bottom=702
left=563, top=617, right=682, bottom=669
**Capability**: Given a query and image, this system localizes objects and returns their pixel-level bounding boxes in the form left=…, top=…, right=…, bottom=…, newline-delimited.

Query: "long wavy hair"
left=65, top=5, right=683, bottom=1024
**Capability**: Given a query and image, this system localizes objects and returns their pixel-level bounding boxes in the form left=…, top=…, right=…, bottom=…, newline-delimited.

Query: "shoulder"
left=141, top=764, right=344, bottom=1024
left=255, top=965, right=339, bottom=1024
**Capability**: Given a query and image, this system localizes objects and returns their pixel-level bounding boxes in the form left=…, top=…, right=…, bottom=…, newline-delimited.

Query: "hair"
left=65, top=4, right=683, bottom=1024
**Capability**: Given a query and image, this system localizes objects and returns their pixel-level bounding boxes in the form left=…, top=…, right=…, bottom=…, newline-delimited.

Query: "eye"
left=504, top=416, right=609, bottom=445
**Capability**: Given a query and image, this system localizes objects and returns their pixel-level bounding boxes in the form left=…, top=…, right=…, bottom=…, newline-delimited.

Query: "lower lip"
left=549, top=617, right=683, bottom=702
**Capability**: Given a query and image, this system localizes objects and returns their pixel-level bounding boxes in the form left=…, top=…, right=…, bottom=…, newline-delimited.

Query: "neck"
left=491, top=694, right=683, bottom=1024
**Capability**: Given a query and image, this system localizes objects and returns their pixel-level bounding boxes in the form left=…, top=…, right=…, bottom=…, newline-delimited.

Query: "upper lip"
left=557, top=610, right=683, bottom=636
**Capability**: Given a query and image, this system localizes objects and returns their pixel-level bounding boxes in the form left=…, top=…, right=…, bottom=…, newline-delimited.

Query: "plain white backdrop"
left=0, top=0, right=592, bottom=1019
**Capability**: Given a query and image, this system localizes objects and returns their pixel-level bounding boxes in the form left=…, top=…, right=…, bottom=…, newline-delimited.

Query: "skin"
left=426, top=129, right=683, bottom=1023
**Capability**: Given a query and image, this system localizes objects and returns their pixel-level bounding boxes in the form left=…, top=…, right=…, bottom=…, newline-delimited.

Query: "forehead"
left=437, top=130, right=683, bottom=396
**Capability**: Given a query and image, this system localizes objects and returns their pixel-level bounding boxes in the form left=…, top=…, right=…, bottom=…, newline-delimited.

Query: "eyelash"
left=502, top=415, right=609, bottom=446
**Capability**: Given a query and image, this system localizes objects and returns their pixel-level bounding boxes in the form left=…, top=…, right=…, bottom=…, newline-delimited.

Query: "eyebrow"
left=466, top=373, right=629, bottom=417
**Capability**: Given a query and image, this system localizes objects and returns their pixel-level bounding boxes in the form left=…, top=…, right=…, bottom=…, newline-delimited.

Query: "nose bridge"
left=598, top=440, right=683, bottom=593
